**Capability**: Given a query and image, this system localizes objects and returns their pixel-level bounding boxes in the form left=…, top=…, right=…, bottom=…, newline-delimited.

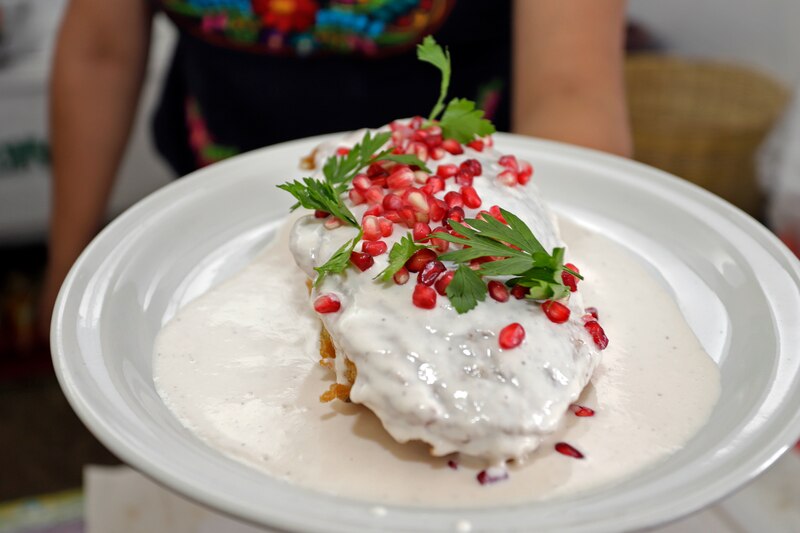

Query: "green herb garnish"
left=314, top=230, right=363, bottom=287
left=416, top=36, right=495, bottom=142
left=445, top=264, right=487, bottom=314
left=434, top=208, right=581, bottom=313
left=375, top=233, right=429, bottom=282
left=277, top=177, right=359, bottom=227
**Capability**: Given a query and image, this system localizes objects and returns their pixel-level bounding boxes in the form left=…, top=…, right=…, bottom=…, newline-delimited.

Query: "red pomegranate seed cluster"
left=313, top=118, right=607, bottom=353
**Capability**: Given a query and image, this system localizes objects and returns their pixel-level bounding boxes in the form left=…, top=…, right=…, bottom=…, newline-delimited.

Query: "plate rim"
left=52, top=132, right=800, bottom=533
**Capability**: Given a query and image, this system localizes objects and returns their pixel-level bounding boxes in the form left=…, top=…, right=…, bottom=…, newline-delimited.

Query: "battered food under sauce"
left=153, top=217, right=720, bottom=507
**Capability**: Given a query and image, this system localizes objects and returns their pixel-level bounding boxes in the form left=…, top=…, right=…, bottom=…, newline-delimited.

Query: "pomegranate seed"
left=585, top=321, right=609, bottom=349
left=436, top=163, right=458, bottom=178
left=489, top=205, right=507, bottom=224
left=352, top=174, right=371, bottom=191
left=362, top=215, right=381, bottom=241
left=555, top=442, right=584, bottom=459
left=455, top=169, right=474, bottom=187
left=429, top=199, right=447, bottom=222
left=498, top=154, right=518, bottom=171
left=542, top=301, right=571, bottom=324
left=405, top=248, right=437, bottom=272
left=488, top=281, right=509, bottom=302
left=425, top=133, right=443, bottom=148
left=447, top=459, right=458, bottom=470
left=498, top=323, right=525, bottom=349
left=441, top=139, right=464, bottom=155
left=585, top=307, right=599, bottom=320
left=406, top=190, right=430, bottom=213
left=476, top=467, right=508, bottom=485
left=569, top=404, right=595, bottom=417
left=399, top=207, right=417, bottom=227
left=510, top=284, right=529, bottom=299
left=387, top=167, right=414, bottom=190
left=444, top=191, right=464, bottom=208
left=413, top=222, right=432, bottom=242
left=363, top=204, right=382, bottom=217
left=412, top=130, right=428, bottom=143
left=497, top=169, right=518, bottom=187
left=430, top=227, right=450, bottom=253
left=383, top=210, right=401, bottom=223
left=418, top=260, right=446, bottom=286
left=324, top=217, right=342, bottom=230
left=336, top=147, right=350, bottom=156
left=371, top=176, right=388, bottom=188
left=562, top=263, right=580, bottom=292
left=460, top=186, right=482, bottom=208
left=364, top=185, right=384, bottom=204
left=377, top=217, right=394, bottom=237
left=382, top=193, right=404, bottom=211
left=313, top=294, right=341, bottom=314
left=367, top=162, right=386, bottom=178
left=445, top=206, right=465, bottom=225
left=413, top=170, right=429, bottom=184
left=362, top=240, right=388, bottom=256
left=414, top=211, right=430, bottom=224
left=349, top=251, right=374, bottom=272
left=460, top=159, right=482, bottom=176
left=409, top=116, right=423, bottom=129
left=518, top=161, right=533, bottom=185
left=467, top=139, right=485, bottom=151
left=314, top=210, right=329, bottom=219
left=408, top=141, right=428, bottom=160
left=412, top=284, right=437, bottom=309
left=434, top=270, right=454, bottom=295
left=393, top=267, right=410, bottom=285
left=430, top=147, right=445, bottom=160
left=348, top=189, right=365, bottom=205
left=425, top=176, right=445, bottom=194
left=426, top=124, right=442, bottom=136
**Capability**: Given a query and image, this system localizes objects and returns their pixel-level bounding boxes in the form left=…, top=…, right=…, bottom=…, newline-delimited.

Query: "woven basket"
left=625, top=54, right=789, bottom=216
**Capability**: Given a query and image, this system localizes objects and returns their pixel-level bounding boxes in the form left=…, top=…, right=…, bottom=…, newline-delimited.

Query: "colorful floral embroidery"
left=475, top=78, right=504, bottom=122
left=160, top=0, right=452, bottom=56
left=185, top=97, right=240, bottom=167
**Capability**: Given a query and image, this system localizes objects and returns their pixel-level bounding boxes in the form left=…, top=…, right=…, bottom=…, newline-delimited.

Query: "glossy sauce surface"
left=153, top=217, right=720, bottom=506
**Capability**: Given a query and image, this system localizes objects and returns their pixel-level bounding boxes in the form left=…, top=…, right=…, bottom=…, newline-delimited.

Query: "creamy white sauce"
left=290, top=138, right=600, bottom=463
left=153, top=215, right=720, bottom=507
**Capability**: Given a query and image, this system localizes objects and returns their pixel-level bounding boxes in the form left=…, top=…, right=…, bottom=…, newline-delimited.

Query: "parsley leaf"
left=375, top=152, right=432, bottom=173
left=321, top=130, right=430, bottom=188
left=433, top=209, right=581, bottom=310
left=277, top=177, right=358, bottom=227
left=439, top=98, right=496, bottom=144
left=375, top=233, right=428, bottom=282
left=314, top=230, right=362, bottom=287
left=323, top=131, right=393, bottom=187
left=446, top=265, right=486, bottom=314
left=416, top=35, right=451, bottom=120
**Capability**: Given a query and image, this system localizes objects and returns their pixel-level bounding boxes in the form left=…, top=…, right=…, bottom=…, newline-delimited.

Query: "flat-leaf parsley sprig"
left=434, top=207, right=582, bottom=313
left=417, top=36, right=496, bottom=143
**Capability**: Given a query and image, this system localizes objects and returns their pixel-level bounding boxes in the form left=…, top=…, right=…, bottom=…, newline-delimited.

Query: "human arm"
left=40, top=0, right=152, bottom=338
left=512, top=0, right=632, bottom=157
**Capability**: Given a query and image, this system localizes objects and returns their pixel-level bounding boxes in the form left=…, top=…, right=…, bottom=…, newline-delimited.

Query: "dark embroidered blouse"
left=152, top=0, right=511, bottom=174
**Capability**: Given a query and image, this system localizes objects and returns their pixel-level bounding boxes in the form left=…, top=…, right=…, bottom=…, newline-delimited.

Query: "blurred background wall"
left=629, top=0, right=800, bottom=85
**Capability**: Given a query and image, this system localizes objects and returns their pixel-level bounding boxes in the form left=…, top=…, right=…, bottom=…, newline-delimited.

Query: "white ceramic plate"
left=52, top=133, right=800, bottom=533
